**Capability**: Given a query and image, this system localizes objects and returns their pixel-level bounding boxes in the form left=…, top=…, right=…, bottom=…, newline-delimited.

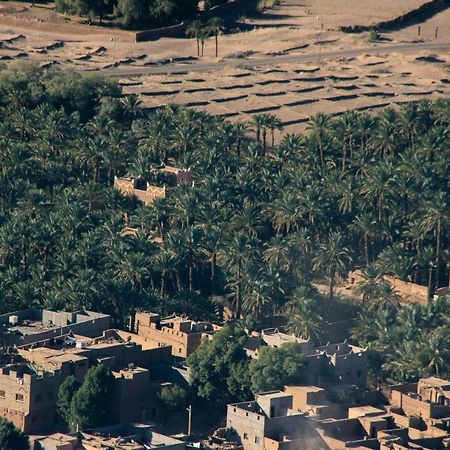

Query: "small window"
left=255, top=437, right=260, bottom=444
left=0, top=390, right=5, bottom=398
left=179, top=348, right=182, bottom=354
left=16, top=394, right=24, bottom=402
left=243, top=433, right=248, bottom=440
left=246, top=412, right=248, bottom=416
left=35, top=394, right=42, bottom=403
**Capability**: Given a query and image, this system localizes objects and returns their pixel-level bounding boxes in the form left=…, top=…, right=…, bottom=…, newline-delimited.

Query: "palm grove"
left=0, top=64, right=449, bottom=390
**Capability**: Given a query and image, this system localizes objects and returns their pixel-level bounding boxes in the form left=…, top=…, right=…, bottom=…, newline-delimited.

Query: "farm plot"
left=123, top=51, right=450, bottom=139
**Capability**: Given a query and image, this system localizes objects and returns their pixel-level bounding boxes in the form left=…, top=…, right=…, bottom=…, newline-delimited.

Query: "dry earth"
left=0, top=0, right=449, bottom=136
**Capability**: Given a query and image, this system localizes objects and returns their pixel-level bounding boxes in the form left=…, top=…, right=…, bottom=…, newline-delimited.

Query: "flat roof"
left=285, top=385, right=324, bottom=393
left=257, top=390, right=290, bottom=399
left=420, top=377, right=450, bottom=388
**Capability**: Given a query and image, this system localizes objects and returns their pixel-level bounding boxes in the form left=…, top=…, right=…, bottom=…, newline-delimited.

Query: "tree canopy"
left=0, top=64, right=449, bottom=387
left=55, top=0, right=199, bottom=28
left=249, top=343, right=307, bottom=393
left=187, top=326, right=251, bottom=403
left=57, top=375, right=81, bottom=428
left=0, top=418, right=29, bottom=450
left=69, top=365, right=115, bottom=431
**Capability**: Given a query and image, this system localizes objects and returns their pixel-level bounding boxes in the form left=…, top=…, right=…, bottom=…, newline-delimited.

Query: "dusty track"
left=99, top=41, right=450, bottom=76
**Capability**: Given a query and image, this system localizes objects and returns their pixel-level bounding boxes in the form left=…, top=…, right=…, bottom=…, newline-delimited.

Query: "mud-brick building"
left=114, top=165, right=193, bottom=206
left=0, top=309, right=110, bottom=348
left=0, top=363, right=62, bottom=433
left=226, top=391, right=325, bottom=450
left=134, top=312, right=221, bottom=358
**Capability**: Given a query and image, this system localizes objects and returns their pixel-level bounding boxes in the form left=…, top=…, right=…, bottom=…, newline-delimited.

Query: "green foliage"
left=55, top=0, right=114, bottom=22
left=57, top=375, right=80, bottom=427
left=0, top=418, right=29, bottom=450
left=0, top=64, right=449, bottom=394
left=249, top=343, right=307, bottom=393
left=285, top=285, right=324, bottom=345
left=187, top=326, right=251, bottom=403
left=113, top=0, right=198, bottom=28
left=69, top=365, right=115, bottom=431
left=352, top=296, right=450, bottom=384
left=158, top=384, right=187, bottom=409
left=368, top=29, right=382, bottom=42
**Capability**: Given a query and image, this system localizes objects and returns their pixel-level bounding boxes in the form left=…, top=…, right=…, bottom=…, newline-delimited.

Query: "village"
left=0, top=291, right=449, bottom=450
left=0, top=0, right=449, bottom=449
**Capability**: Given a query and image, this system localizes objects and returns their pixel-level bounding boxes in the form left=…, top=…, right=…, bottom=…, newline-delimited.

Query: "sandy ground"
left=0, top=0, right=449, bottom=136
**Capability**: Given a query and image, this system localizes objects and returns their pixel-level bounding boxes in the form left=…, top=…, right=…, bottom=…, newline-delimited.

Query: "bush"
left=368, top=29, right=381, bottom=42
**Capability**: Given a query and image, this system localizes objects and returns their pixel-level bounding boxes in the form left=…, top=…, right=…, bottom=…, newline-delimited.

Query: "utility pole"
left=187, top=404, right=192, bottom=436
left=110, top=36, right=116, bottom=68
left=317, top=16, right=323, bottom=65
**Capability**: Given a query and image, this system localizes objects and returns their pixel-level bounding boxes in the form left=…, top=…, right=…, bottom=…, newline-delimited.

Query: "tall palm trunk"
left=428, top=264, right=434, bottom=300
left=329, top=269, right=336, bottom=302
left=236, top=262, right=242, bottom=319
left=211, top=252, right=216, bottom=297
left=364, top=233, right=369, bottom=266
left=161, top=270, right=166, bottom=297
left=435, top=219, right=441, bottom=289
left=342, top=144, right=347, bottom=173
left=215, top=33, right=218, bottom=58
left=414, top=241, right=421, bottom=284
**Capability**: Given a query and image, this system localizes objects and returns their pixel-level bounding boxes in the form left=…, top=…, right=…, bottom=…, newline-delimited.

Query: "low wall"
left=340, top=0, right=450, bottom=32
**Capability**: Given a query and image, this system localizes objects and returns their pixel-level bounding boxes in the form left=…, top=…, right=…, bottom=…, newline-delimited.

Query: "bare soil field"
left=0, top=0, right=449, bottom=137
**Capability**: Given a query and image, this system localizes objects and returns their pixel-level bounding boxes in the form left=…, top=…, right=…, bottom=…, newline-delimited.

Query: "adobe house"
left=134, top=312, right=221, bottom=359
left=6, top=327, right=172, bottom=433
left=226, top=391, right=322, bottom=450
left=0, top=309, right=111, bottom=348
left=0, top=363, right=62, bottom=433
left=114, top=165, right=194, bottom=206
left=389, top=377, right=450, bottom=427
left=245, top=329, right=368, bottom=388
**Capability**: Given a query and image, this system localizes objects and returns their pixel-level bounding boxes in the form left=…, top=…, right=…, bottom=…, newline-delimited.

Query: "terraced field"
left=121, top=52, right=450, bottom=136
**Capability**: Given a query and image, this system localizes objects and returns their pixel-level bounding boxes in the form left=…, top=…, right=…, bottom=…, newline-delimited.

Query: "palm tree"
left=218, top=232, right=254, bottom=318
left=349, top=213, right=377, bottom=266
left=354, top=265, right=384, bottom=304
left=307, top=112, right=331, bottom=165
left=266, top=114, right=283, bottom=149
left=313, top=231, right=351, bottom=301
left=231, top=120, right=250, bottom=157
left=285, top=287, right=324, bottom=345
left=186, top=20, right=204, bottom=57
left=208, top=17, right=224, bottom=58
left=251, top=114, right=265, bottom=146
left=420, top=193, right=449, bottom=291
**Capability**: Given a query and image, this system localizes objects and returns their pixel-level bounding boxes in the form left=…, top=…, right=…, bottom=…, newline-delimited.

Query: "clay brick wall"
left=0, top=369, right=61, bottom=433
